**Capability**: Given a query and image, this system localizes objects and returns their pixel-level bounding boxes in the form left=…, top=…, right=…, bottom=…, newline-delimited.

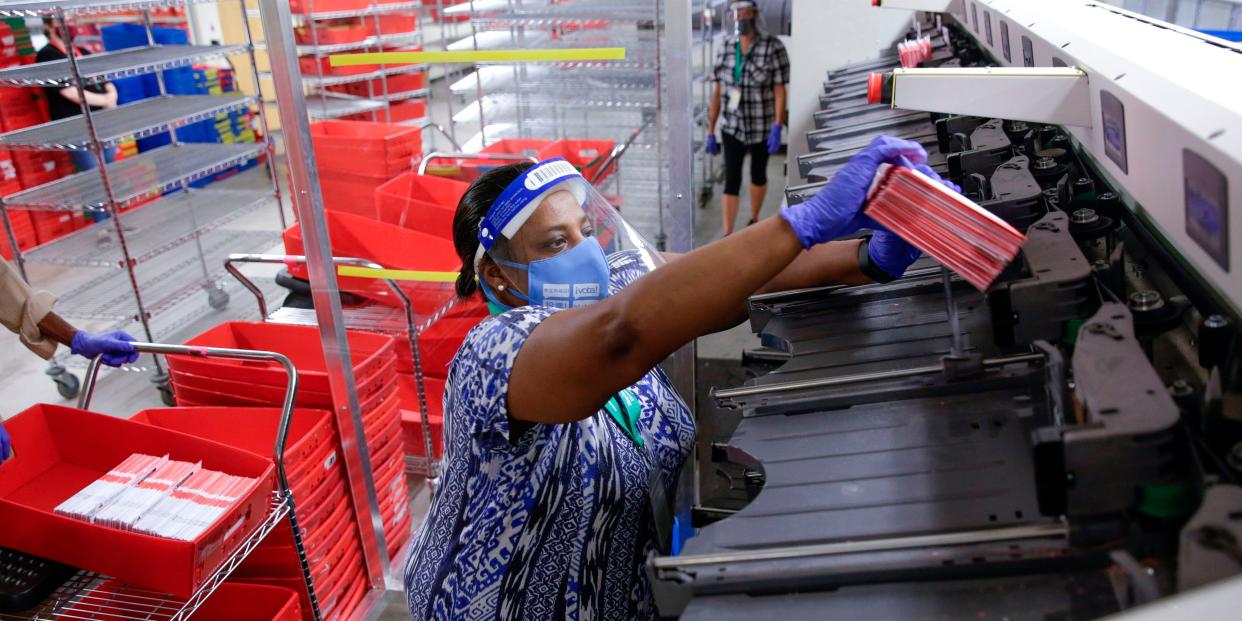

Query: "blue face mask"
left=481, top=236, right=612, bottom=313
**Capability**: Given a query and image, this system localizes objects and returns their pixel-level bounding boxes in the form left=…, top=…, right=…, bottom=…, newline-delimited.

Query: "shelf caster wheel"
left=207, top=285, right=230, bottom=310
left=52, top=372, right=80, bottom=400
left=157, top=382, right=176, bottom=407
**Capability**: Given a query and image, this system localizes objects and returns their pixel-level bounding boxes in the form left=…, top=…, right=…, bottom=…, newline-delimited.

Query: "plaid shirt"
left=713, top=32, right=790, bottom=144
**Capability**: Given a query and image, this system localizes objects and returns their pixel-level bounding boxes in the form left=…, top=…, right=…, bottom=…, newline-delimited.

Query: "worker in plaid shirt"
left=707, top=0, right=790, bottom=236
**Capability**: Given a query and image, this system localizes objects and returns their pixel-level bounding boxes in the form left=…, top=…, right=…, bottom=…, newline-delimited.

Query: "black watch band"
left=856, top=235, right=897, bottom=283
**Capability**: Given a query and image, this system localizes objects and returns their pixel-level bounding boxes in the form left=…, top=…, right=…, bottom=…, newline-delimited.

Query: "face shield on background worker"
left=731, top=0, right=761, bottom=37
left=475, top=157, right=665, bottom=313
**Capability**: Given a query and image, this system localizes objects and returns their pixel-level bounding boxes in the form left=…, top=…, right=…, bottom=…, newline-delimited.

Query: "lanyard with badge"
left=726, top=39, right=751, bottom=114
left=603, top=388, right=674, bottom=554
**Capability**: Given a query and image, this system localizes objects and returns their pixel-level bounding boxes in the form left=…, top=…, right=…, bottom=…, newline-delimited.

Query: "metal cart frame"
left=1, top=341, right=322, bottom=621
left=224, top=252, right=447, bottom=485
left=0, top=0, right=285, bottom=404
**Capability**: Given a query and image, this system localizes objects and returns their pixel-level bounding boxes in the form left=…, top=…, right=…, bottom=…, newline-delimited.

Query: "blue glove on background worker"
left=767, top=123, right=782, bottom=154
left=706, top=133, right=720, bottom=156
left=0, top=422, right=9, bottom=463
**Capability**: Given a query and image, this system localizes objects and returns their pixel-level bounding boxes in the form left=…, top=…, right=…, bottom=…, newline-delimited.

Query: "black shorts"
left=722, top=132, right=770, bottom=195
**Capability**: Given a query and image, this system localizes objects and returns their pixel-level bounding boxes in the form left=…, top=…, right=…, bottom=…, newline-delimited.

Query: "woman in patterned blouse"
left=405, top=136, right=943, bottom=619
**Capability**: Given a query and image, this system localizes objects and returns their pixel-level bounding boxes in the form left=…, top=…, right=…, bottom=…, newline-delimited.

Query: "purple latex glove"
left=706, top=133, right=720, bottom=156
left=766, top=123, right=783, bottom=154
left=70, top=330, right=139, bottom=367
left=0, top=421, right=10, bottom=463
left=866, top=158, right=963, bottom=278
left=780, top=135, right=929, bottom=249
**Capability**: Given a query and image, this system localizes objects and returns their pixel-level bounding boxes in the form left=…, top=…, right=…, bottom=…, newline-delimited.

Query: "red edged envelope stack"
left=864, top=163, right=1026, bottom=291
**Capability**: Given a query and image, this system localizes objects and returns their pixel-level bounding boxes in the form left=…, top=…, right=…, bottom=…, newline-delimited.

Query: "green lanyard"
left=733, top=39, right=752, bottom=84
left=603, top=388, right=644, bottom=448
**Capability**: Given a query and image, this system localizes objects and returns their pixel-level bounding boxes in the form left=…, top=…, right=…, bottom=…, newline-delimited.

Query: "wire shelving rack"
left=0, top=0, right=286, bottom=403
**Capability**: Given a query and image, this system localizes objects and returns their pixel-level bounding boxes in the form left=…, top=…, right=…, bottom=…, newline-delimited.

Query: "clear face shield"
left=475, top=158, right=664, bottom=313
left=730, top=0, right=760, bottom=36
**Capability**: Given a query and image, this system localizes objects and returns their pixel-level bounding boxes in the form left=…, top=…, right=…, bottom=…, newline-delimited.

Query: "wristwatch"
left=856, top=235, right=897, bottom=283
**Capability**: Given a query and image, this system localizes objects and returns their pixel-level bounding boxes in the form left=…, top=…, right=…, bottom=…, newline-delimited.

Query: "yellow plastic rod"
left=329, top=47, right=627, bottom=67
left=337, top=265, right=460, bottom=283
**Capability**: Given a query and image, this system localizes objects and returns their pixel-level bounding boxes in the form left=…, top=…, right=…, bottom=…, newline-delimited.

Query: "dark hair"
left=453, top=161, right=535, bottom=298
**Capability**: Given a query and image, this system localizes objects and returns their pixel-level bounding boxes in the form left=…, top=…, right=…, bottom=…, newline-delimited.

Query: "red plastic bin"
left=366, top=14, right=417, bottom=35
left=168, top=357, right=395, bottom=409
left=168, top=322, right=396, bottom=394
left=387, top=99, right=427, bottom=123
left=71, top=581, right=302, bottom=621
left=318, top=172, right=391, bottom=220
left=441, top=138, right=552, bottom=182
left=131, top=407, right=337, bottom=481
left=374, top=172, right=466, bottom=240
left=295, top=24, right=366, bottom=46
left=0, top=405, right=275, bottom=598
left=537, top=139, right=616, bottom=183
left=399, top=374, right=446, bottom=459
left=282, top=210, right=461, bottom=312
left=311, top=120, right=422, bottom=178
left=299, top=55, right=370, bottom=77
left=290, top=0, right=366, bottom=14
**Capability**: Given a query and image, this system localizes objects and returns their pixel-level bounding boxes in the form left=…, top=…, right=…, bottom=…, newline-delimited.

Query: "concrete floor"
left=695, top=151, right=788, bottom=360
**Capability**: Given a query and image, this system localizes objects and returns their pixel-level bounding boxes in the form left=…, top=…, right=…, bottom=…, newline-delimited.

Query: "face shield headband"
left=474, top=157, right=587, bottom=270
left=476, top=157, right=613, bottom=313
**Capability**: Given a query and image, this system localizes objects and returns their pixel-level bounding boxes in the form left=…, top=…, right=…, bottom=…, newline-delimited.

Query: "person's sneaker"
left=747, top=218, right=758, bottom=226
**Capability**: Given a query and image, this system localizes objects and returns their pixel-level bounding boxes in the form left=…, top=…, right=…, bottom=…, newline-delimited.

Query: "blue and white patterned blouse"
left=403, top=250, right=696, bottom=620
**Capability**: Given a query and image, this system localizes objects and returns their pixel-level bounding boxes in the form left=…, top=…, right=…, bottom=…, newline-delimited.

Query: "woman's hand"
left=864, top=157, right=962, bottom=279
left=779, top=136, right=928, bottom=248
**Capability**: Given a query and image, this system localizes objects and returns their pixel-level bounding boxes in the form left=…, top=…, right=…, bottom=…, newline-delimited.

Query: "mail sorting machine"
left=651, top=10, right=1242, bottom=621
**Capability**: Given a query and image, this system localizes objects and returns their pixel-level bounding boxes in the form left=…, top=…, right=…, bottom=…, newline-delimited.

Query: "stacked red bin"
left=133, top=407, right=363, bottom=621
left=309, top=120, right=423, bottom=220
left=164, top=322, right=413, bottom=582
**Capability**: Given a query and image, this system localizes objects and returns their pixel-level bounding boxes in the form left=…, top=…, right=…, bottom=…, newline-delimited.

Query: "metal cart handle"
left=416, top=151, right=539, bottom=176
left=78, top=342, right=300, bottom=493
left=590, top=118, right=653, bottom=184
left=224, top=253, right=444, bottom=484
left=425, top=123, right=463, bottom=152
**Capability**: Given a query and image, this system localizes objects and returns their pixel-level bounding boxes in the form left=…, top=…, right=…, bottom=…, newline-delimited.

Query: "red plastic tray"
left=329, top=562, right=369, bottom=621
left=537, top=139, right=615, bottom=183
left=414, top=315, right=480, bottom=378
left=0, top=405, right=275, bottom=598
left=168, top=358, right=396, bottom=410
left=366, top=14, right=417, bottom=35
left=131, top=407, right=337, bottom=491
left=311, top=120, right=422, bottom=178
left=387, top=100, right=426, bottom=123
left=290, top=0, right=366, bottom=13
left=295, top=24, right=366, bottom=46
left=282, top=210, right=461, bottom=311
left=385, top=509, right=413, bottom=560
left=399, top=378, right=445, bottom=459
left=169, top=322, right=396, bottom=394
left=72, top=581, right=302, bottom=621
left=374, top=172, right=465, bottom=239
left=234, top=577, right=315, bottom=621
left=299, top=55, right=370, bottom=77
left=447, top=138, right=553, bottom=182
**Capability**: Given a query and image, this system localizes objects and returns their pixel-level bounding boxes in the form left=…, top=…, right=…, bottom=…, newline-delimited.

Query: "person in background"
left=706, top=0, right=790, bottom=237
left=0, top=257, right=139, bottom=463
left=36, top=17, right=120, bottom=237
left=36, top=17, right=118, bottom=172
